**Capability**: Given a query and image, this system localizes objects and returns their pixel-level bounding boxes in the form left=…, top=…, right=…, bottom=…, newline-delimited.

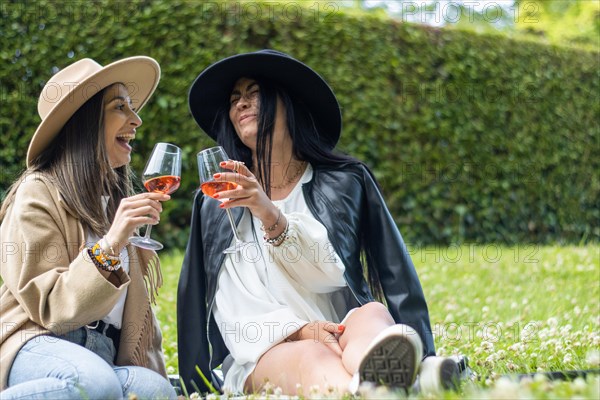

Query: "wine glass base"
left=129, top=236, right=164, bottom=251
left=222, top=240, right=248, bottom=254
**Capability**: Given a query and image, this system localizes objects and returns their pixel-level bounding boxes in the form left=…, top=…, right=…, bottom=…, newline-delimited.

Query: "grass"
left=156, top=245, right=599, bottom=398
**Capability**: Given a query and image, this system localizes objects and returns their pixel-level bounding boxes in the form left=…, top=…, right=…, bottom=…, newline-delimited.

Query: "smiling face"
left=228, top=77, right=289, bottom=155
left=229, top=77, right=260, bottom=150
left=103, top=83, right=142, bottom=168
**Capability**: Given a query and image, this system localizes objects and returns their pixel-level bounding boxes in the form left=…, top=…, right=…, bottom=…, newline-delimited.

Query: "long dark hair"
left=215, top=77, right=383, bottom=300
left=216, top=77, right=358, bottom=197
left=0, top=85, right=134, bottom=237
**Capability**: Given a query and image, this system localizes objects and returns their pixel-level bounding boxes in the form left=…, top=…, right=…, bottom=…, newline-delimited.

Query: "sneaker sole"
left=358, top=333, right=420, bottom=389
left=419, top=356, right=462, bottom=394
left=439, top=358, right=461, bottom=391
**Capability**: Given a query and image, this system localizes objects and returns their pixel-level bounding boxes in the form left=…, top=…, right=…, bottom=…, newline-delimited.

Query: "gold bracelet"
left=263, top=220, right=289, bottom=247
left=100, top=236, right=118, bottom=257
left=260, top=208, right=282, bottom=233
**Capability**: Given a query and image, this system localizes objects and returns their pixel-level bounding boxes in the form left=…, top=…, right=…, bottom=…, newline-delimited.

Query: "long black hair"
left=215, top=77, right=384, bottom=301
left=216, top=77, right=359, bottom=197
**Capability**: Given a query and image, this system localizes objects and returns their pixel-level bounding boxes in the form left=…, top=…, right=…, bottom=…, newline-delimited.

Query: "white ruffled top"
left=212, top=164, right=348, bottom=393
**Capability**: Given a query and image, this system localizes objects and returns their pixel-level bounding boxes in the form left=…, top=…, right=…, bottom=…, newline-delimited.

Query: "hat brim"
left=188, top=51, right=341, bottom=149
left=27, top=56, right=160, bottom=166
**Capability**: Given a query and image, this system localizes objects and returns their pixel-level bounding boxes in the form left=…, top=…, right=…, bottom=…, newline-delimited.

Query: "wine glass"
left=197, top=146, right=248, bottom=254
left=129, top=142, right=182, bottom=251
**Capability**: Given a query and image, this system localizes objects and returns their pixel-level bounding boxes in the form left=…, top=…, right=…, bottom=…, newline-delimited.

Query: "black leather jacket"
left=177, top=162, right=435, bottom=392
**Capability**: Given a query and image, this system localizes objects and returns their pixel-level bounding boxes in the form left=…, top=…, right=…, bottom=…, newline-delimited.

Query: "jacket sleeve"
left=0, top=178, right=130, bottom=333
left=177, top=191, right=213, bottom=393
left=361, top=167, right=436, bottom=357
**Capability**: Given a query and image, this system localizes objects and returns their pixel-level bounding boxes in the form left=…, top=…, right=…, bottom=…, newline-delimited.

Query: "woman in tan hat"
left=178, top=50, right=460, bottom=396
left=0, top=57, right=176, bottom=399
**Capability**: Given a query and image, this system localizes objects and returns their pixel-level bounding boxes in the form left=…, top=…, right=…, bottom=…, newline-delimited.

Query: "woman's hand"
left=104, top=192, right=170, bottom=253
left=211, top=160, right=279, bottom=227
left=287, top=321, right=345, bottom=356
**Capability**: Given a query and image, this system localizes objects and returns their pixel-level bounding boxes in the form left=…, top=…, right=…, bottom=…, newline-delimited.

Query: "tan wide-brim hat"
left=27, top=56, right=161, bottom=166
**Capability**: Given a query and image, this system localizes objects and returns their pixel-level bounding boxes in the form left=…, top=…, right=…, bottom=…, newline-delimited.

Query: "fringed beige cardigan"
left=0, top=174, right=168, bottom=390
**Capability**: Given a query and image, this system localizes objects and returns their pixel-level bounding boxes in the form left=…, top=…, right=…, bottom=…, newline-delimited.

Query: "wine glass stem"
left=144, top=224, right=153, bottom=239
left=225, top=209, right=242, bottom=242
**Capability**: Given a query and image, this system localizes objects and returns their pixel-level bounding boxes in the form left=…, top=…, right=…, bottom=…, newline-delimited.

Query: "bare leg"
left=245, top=340, right=352, bottom=394
left=245, top=302, right=397, bottom=395
left=338, top=302, right=396, bottom=374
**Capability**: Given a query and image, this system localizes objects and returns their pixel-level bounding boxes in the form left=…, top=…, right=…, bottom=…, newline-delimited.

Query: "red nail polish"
left=213, top=193, right=219, bottom=199
left=338, top=325, right=345, bottom=332
left=219, top=203, right=224, bottom=208
left=220, top=161, right=227, bottom=166
left=214, top=173, right=221, bottom=179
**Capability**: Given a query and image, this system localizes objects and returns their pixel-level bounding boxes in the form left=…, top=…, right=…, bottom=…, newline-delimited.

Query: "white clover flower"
left=482, top=340, right=495, bottom=351
left=560, top=324, right=572, bottom=334
left=206, top=393, right=217, bottom=400
left=572, top=377, right=587, bottom=393
left=547, top=317, right=558, bottom=327
left=189, top=393, right=200, bottom=400
left=262, top=381, right=274, bottom=394
left=586, top=349, right=600, bottom=366
left=491, top=377, right=520, bottom=399
left=274, top=386, right=283, bottom=396
left=357, top=380, right=376, bottom=397
left=555, top=344, right=564, bottom=352
left=166, top=366, right=175, bottom=374
left=563, top=353, right=573, bottom=364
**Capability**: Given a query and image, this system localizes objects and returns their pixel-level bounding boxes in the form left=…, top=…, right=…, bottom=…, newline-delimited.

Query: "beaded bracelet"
left=89, top=242, right=121, bottom=272
left=260, top=208, right=282, bottom=233
left=100, top=236, right=118, bottom=257
left=263, top=220, right=289, bottom=247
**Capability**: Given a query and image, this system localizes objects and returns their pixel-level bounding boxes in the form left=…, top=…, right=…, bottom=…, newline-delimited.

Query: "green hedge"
left=1, top=0, right=598, bottom=248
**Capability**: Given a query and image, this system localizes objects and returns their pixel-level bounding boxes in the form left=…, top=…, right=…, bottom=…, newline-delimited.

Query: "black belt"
left=89, top=320, right=121, bottom=350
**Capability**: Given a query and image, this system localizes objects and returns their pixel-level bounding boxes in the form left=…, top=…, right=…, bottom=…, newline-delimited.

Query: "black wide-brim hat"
left=188, top=49, right=341, bottom=149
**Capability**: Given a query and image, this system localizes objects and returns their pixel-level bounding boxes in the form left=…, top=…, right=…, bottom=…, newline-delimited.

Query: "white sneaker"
left=418, top=356, right=460, bottom=394
left=356, top=324, right=423, bottom=391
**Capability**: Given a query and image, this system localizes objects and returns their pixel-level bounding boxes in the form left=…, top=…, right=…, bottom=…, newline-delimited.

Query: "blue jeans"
left=1, top=328, right=177, bottom=399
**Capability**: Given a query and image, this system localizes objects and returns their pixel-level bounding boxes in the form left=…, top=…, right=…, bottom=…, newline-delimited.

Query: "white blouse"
left=213, top=164, right=348, bottom=393
left=85, top=196, right=129, bottom=329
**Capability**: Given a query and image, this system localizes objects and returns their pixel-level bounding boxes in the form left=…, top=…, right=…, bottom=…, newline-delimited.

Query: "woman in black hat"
left=179, top=50, right=454, bottom=395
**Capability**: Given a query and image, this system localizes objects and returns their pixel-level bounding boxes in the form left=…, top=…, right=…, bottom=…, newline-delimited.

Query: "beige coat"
left=0, top=173, right=168, bottom=389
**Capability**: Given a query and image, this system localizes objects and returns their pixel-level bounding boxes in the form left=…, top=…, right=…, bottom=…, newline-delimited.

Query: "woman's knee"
left=7, top=337, right=122, bottom=399
left=349, top=302, right=392, bottom=323
left=114, top=366, right=177, bottom=400
left=340, top=302, right=394, bottom=349
left=75, top=362, right=122, bottom=399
